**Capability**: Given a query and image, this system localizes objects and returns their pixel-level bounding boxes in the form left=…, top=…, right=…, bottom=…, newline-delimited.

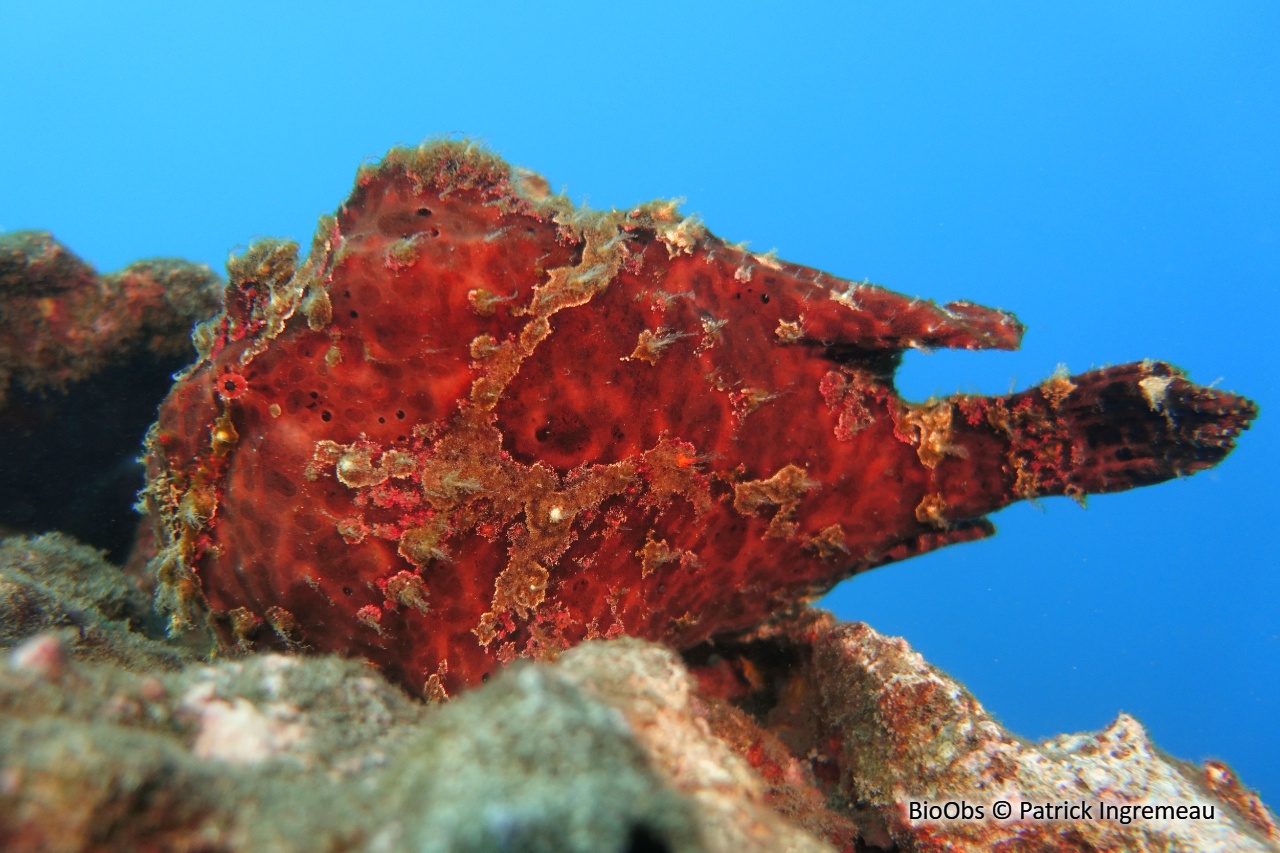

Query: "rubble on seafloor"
left=0, top=533, right=1275, bottom=852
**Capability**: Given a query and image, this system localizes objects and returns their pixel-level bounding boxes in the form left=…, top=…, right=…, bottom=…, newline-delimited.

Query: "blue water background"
left=2, top=2, right=1276, bottom=802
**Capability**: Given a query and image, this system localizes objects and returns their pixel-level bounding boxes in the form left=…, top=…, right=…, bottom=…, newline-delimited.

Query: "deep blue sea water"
left=2, top=2, right=1276, bottom=804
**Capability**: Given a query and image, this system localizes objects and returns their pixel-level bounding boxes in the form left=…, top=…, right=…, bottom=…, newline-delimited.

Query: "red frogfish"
left=142, top=141, right=1256, bottom=697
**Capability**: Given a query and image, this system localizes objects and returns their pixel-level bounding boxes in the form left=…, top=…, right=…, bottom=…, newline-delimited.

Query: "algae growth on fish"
left=134, top=140, right=1255, bottom=696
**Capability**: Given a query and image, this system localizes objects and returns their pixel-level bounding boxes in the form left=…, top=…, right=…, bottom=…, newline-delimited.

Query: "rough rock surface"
left=708, top=612, right=1280, bottom=852
left=0, top=535, right=1275, bottom=852
left=0, top=546, right=827, bottom=852
left=0, top=534, right=184, bottom=670
left=0, top=231, right=222, bottom=560
left=0, top=230, right=220, bottom=404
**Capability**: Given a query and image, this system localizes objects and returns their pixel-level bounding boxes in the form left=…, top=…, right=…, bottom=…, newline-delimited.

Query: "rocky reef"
left=0, top=536, right=1276, bottom=852
left=0, top=141, right=1270, bottom=851
left=0, top=232, right=221, bottom=561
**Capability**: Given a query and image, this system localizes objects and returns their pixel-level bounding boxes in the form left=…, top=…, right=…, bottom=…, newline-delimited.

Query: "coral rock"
left=693, top=612, right=1280, bottom=852
left=0, top=231, right=222, bottom=559
left=3, top=613, right=1274, bottom=852
left=0, top=533, right=184, bottom=671
left=0, top=634, right=837, bottom=853
left=142, top=141, right=1256, bottom=694
left=0, top=230, right=220, bottom=403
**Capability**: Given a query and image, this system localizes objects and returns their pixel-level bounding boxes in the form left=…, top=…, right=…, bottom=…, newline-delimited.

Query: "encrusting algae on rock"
left=138, top=139, right=1257, bottom=698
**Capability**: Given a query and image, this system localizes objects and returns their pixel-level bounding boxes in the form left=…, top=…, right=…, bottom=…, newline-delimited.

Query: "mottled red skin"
left=145, top=145, right=1256, bottom=696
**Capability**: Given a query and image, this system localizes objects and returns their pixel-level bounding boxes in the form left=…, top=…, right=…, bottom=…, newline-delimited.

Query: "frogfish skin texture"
left=142, top=141, right=1256, bottom=697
